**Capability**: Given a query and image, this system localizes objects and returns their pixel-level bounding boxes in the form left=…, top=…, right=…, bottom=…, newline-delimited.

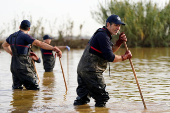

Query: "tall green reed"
left=91, top=0, right=170, bottom=47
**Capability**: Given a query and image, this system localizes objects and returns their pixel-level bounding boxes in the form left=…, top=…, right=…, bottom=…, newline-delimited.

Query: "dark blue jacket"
left=89, top=26, right=115, bottom=62
left=6, top=30, right=35, bottom=55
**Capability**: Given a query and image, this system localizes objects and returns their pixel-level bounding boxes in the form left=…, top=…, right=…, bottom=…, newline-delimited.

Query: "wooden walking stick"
left=67, top=51, right=69, bottom=75
left=59, top=57, right=68, bottom=91
left=32, top=60, right=40, bottom=83
left=124, top=42, right=147, bottom=109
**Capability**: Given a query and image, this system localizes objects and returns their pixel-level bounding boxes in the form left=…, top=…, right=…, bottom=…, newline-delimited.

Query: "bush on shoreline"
left=91, top=0, right=170, bottom=47
left=0, top=39, right=89, bottom=49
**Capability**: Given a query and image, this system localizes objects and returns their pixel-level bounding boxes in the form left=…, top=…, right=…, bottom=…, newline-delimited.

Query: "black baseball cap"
left=43, top=35, right=52, bottom=40
left=20, top=20, right=31, bottom=28
left=106, top=14, right=125, bottom=25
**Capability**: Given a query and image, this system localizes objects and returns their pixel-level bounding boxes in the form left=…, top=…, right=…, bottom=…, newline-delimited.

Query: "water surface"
left=0, top=47, right=170, bottom=113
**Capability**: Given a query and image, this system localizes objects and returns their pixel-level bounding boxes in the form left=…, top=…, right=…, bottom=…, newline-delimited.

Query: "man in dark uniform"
left=2, top=20, right=62, bottom=90
left=41, top=35, right=70, bottom=72
left=73, top=14, right=132, bottom=107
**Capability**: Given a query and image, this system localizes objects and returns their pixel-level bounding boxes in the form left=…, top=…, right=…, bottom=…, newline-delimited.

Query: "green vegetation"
left=91, top=0, right=170, bottom=47
left=1, top=0, right=170, bottom=48
left=0, top=14, right=87, bottom=49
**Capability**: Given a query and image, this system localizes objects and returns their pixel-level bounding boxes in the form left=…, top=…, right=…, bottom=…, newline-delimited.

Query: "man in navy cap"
left=40, top=35, right=70, bottom=72
left=2, top=20, right=62, bottom=90
left=73, top=14, right=132, bottom=107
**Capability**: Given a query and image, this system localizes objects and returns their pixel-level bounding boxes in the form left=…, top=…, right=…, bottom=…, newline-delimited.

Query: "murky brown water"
left=0, top=48, right=170, bottom=113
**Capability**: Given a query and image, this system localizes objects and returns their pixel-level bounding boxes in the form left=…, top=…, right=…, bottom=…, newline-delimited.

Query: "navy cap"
left=20, top=20, right=31, bottom=28
left=43, top=35, right=52, bottom=40
left=106, top=14, right=125, bottom=25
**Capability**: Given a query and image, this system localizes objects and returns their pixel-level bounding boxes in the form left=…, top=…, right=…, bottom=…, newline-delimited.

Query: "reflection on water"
left=0, top=48, right=170, bottom=112
left=9, top=90, right=38, bottom=113
left=42, top=72, right=55, bottom=102
left=74, top=105, right=110, bottom=113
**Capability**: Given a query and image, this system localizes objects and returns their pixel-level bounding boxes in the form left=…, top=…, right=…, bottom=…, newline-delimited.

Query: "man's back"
left=6, top=30, right=35, bottom=55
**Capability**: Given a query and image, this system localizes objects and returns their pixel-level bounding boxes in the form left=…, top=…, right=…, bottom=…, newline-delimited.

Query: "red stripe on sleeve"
left=90, top=46, right=102, bottom=53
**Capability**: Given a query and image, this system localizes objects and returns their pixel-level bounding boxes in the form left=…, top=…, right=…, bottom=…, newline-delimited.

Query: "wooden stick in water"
left=32, top=60, right=40, bottom=83
left=59, top=57, right=68, bottom=91
left=124, top=42, right=147, bottom=109
left=67, top=51, right=69, bottom=75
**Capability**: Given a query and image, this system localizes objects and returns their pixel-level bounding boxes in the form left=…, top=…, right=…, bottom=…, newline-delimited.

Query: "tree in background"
left=91, top=0, right=170, bottom=47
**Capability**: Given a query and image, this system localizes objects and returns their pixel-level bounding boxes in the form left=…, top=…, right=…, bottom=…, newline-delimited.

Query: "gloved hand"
left=66, top=46, right=70, bottom=51
left=121, top=50, right=132, bottom=61
left=29, top=52, right=39, bottom=61
left=116, top=32, right=127, bottom=47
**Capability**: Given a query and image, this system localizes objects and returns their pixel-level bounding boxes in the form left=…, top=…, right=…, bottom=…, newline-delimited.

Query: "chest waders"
left=41, top=53, right=55, bottom=72
left=74, top=29, right=110, bottom=107
left=10, top=32, right=39, bottom=90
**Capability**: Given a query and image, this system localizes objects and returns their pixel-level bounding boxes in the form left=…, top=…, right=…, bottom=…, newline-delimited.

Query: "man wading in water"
left=73, top=14, right=132, bottom=107
left=2, top=20, right=62, bottom=90
left=40, top=35, right=70, bottom=72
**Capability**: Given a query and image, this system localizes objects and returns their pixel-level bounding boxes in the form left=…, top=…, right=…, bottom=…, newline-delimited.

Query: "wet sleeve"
left=25, top=34, right=35, bottom=44
left=96, top=33, right=115, bottom=62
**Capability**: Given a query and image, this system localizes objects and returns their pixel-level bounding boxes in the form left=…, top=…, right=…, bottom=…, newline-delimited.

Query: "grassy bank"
left=0, top=39, right=89, bottom=49
left=50, top=39, right=89, bottom=49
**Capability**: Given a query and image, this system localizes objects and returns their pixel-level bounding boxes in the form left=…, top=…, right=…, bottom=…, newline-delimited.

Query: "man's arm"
left=112, top=45, right=120, bottom=53
left=2, top=41, right=12, bottom=56
left=58, top=46, right=70, bottom=51
left=113, top=55, right=123, bottom=62
left=58, top=46, right=66, bottom=49
left=32, top=39, right=62, bottom=58
left=113, top=50, right=132, bottom=62
left=32, top=39, right=54, bottom=50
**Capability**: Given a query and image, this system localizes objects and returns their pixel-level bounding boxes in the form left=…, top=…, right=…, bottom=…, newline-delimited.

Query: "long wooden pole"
left=67, top=51, right=69, bottom=75
left=124, top=42, right=147, bottom=109
left=59, top=57, right=68, bottom=91
left=32, top=60, right=40, bottom=83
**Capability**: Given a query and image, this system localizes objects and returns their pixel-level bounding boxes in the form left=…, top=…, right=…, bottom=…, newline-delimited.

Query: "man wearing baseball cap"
left=2, top=20, right=62, bottom=90
left=40, top=35, right=70, bottom=72
left=73, top=14, right=132, bottom=107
